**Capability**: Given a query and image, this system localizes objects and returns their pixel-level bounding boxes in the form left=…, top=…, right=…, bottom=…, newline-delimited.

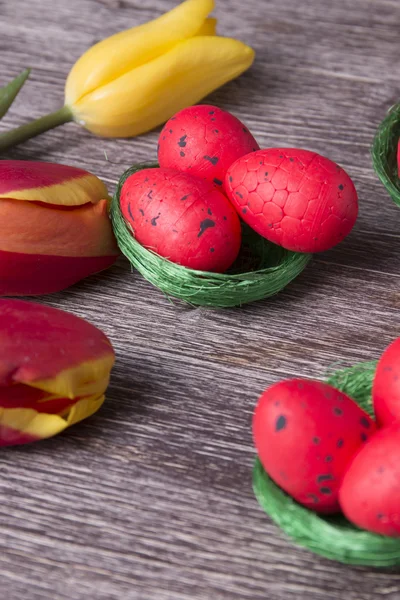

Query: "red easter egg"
left=120, top=168, right=241, bottom=272
left=225, top=148, right=358, bottom=253
left=339, top=423, right=400, bottom=536
left=253, top=379, right=376, bottom=513
left=373, top=337, right=400, bottom=427
left=158, top=105, right=259, bottom=191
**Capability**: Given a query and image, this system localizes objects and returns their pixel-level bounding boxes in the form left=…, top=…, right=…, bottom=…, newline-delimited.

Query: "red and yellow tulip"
left=0, top=160, right=119, bottom=296
left=0, top=299, right=115, bottom=446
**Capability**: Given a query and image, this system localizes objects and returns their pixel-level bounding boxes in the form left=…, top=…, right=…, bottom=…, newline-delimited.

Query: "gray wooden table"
left=1, top=0, right=400, bottom=598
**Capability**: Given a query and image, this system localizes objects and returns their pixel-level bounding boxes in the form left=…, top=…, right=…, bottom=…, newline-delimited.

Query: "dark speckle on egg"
left=275, top=415, right=287, bottom=432
left=197, top=218, right=215, bottom=238
left=203, top=155, right=219, bottom=165
left=178, top=135, right=187, bottom=147
left=307, top=494, right=319, bottom=504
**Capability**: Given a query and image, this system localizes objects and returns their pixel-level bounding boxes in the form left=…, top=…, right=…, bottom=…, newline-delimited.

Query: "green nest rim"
left=372, top=103, right=400, bottom=207
left=111, top=163, right=312, bottom=308
left=253, top=361, right=400, bottom=567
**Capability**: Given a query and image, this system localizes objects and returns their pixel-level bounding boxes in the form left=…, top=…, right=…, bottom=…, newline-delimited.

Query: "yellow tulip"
left=0, top=0, right=254, bottom=150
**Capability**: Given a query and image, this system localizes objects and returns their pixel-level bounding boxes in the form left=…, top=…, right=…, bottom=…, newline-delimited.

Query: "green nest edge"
left=372, top=103, right=400, bottom=207
left=111, top=163, right=311, bottom=308
left=253, top=361, right=400, bottom=567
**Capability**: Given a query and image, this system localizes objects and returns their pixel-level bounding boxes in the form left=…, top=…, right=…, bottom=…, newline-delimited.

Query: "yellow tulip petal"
left=0, top=393, right=105, bottom=441
left=0, top=161, right=109, bottom=206
left=3, top=174, right=109, bottom=206
left=72, top=36, right=255, bottom=138
left=196, top=17, right=217, bottom=36
left=29, top=354, right=115, bottom=399
left=65, top=0, right=215, bottom=105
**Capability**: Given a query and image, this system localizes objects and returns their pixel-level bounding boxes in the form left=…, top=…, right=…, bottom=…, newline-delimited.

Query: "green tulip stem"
left=0, top=105, right=73, bottom=152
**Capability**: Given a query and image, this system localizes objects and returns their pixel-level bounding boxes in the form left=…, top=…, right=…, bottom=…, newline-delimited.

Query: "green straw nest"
left=372, top=103, right=400, bottom=206
left=111, top=164, right=311, bottom=308
left=253, top=362, right=400, bottom=567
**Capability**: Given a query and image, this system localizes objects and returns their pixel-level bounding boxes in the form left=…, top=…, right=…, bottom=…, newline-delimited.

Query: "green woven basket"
left=111, top=164, right=311, bottom=308
left=372, top=103, right=400, bottom=206
left=253, top=362, right=400, bottom=567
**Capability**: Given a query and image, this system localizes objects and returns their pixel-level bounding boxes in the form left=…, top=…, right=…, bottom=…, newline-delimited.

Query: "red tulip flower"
left=0, top=160, right=119, bottom=296
left=0, top=300, right=115, bottom=446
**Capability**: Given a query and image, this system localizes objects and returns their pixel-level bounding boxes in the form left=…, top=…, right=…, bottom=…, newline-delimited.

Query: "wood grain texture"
left=1, top=0, right=400, bottom=598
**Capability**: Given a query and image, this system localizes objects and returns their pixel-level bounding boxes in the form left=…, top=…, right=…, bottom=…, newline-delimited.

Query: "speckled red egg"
left=253, top=379, right=376, bottom=514
left=225, top=148, right=358, bottom=253
left=158, top=105, right=259, bottom=191
left=339, top=423, right=400, bottom=536
left=373, top=337, right=400, bottom=427
left=120, top=168, right=241, bottom=272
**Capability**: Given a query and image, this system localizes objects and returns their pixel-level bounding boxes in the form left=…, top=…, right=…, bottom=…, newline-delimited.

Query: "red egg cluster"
left=253, top=337, right=400, bottom=536
left=122, top=104, right=259, bottom=273
left=120, top=104, right=358, bottom=272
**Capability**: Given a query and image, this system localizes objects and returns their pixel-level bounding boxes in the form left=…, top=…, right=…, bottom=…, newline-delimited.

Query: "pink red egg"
left=120, top=168, right=241, bottom=272
left=225, top=148, right=358, bottom=253
left=373, top=337, right=400, bottom=427
left=339, top=423, right=400, bottom=536
left=253, top=379, right=376, bottom=513
left=158, top=105, right=259, bottom=191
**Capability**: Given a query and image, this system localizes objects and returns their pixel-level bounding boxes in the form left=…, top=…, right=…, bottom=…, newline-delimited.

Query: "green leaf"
left=0, top=68, right=31, bottom=120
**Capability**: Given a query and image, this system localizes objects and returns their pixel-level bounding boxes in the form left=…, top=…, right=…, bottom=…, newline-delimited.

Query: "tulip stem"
left=0, top=105, right=73, bottom=153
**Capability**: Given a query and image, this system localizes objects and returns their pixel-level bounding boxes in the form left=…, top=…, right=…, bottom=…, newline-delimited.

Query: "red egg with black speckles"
left=157, top=105, right=259, bottom=191
left=120, top=168, right=241, bottom=272
left=373, top=337, right=400, bottom=427
left=253, top=379, right=376, bottom=514
left=339, top=423, right=400, bottom=536
left=225, top=148, right=358, bottom=253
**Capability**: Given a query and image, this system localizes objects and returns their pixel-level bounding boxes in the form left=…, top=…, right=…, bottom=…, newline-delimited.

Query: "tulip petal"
left=0, top=300, right=115, bottom=388
left=195, top=17, right=217, bottom=36
left=0, top=198, right=118, bottom=257
left=0, top=425, right=39, bottom=446
left=0, top=384, right=76, bottom=414
left=30, top=357, right=113, bottom=399
left=65, top=0, right=215, bottom=105
left=73, top=36, right=255, bottom=138
left=0, top=160, right=109, bottom=206
left=0, top=393, right=105, bottom=446
left=0, top=250, right=117, bottom=297
left=0, top=301, right=114, bottom=446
